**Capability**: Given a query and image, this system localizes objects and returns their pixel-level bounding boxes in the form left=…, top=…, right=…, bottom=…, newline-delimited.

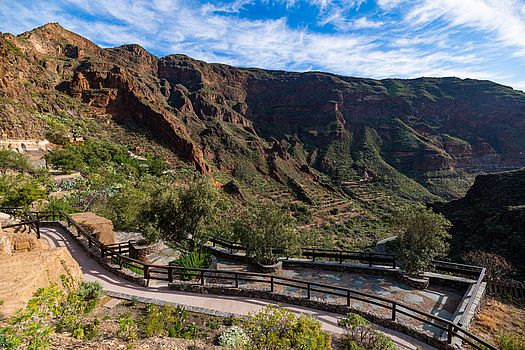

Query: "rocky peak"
left=18, top=22, right=101, bottom=57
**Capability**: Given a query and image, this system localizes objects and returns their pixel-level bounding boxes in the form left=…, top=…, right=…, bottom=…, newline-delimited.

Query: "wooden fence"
left=3, top=209, right=499, bottom=350
left=487, top=281, right=525, bottom=299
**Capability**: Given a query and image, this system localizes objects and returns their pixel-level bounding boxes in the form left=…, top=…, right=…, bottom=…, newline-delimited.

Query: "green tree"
left=0, top=149, right=32, bottom=173
left=140, top=177, right=221, bottom=245
left=0, top=174, right=47, bottom=207
left=234, top=203, right=300, bottom=265
left=390, top=205, right=451, bottom=275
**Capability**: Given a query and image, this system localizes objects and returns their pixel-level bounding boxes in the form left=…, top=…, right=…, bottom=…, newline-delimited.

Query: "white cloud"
left=0, top=0, right=524, bottom=90
left=405, top=0, right=525, bottom=56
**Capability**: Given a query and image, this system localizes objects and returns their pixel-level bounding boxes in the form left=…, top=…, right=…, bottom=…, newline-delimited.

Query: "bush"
left=139, top=176, right=223, bottom=245
left=234, top=203, right=300, bottom=265
left=219, top=326, right=249, bottom=348
left=0, top=174, right=47, bottom=207
left=44, top=197, right=76, bottom=213
left=76, top=281, right=104, bottom=301
left=0, top=149, right=32, bottom=173
left=462, top=251, right=513, bottom=282
left=141, top=304, right=197, bottom=339
left=390, top=205, right=451, bottom=275
left=499, top=333, right=525, bottom=350
left=117, top=314, right=138, bottom=341
left=338, top=313, right=396, bottom=350
left=0, top=271, right=103, bottom=349
left=172, top=249, right=212, bottom=281
left=242, top=305, right=332, bottom=350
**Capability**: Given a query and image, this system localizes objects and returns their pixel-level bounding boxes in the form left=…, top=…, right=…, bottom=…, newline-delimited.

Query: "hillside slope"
left=1, top=23, right=525, bottom=211
left=437, top=168, right=525, bottom=275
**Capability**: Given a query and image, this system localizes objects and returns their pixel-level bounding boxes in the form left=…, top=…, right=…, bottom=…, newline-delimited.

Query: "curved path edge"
left=41, top=226, right=437, bottom=350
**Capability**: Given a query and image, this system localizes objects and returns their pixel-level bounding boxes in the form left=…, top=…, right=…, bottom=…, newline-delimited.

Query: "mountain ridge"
left=1, top=23, right=525, bottom=205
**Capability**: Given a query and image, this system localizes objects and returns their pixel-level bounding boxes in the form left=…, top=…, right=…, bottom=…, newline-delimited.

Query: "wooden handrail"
left=10, top=209, right=497, bottom=350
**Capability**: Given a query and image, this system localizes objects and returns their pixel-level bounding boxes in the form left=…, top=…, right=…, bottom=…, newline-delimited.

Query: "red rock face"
left=1, top=24, right=525, bottom=198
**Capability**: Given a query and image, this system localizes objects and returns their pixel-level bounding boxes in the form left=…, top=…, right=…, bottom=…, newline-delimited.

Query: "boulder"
left=70, top=212, right=117, bottom=245
left=0, top=229, right=83, bottom=318
left=0, top=247, right=82, bottom=318
left=0, top=212, right=18, bottom=228
left=0, top=228, right=50, bottom=255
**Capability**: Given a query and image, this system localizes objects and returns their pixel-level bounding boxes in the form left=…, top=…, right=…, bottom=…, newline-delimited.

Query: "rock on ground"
left=0, top=229, right=82, bottom=318
left=70, top=212, right=117, bottom=245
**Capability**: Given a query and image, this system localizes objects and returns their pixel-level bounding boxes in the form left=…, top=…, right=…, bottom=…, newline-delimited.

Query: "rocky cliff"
left=437, top=168, right=525, bottom=275
left=1, top=23, right=525, bottom=201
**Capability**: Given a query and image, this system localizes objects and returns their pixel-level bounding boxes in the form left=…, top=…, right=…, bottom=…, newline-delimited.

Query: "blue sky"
left=2, top=0, right=525, bottom=91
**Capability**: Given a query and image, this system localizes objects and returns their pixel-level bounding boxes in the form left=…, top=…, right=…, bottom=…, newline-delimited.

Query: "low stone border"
left=105, top=290, right=237, bottom=318
left=398, top=273, right=429, bottom=290
left=129, top=241, right=163, bottom=261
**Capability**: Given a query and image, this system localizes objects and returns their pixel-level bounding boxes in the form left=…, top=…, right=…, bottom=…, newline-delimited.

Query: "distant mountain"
left=436, top=168, right=525, bottom=276
left=1, top=23, right=525, bottom=205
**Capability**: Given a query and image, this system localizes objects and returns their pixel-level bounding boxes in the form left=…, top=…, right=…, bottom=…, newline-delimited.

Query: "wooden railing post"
left=347, top=290, right=351, bottom=307
left=235, top=273, right=239, bottom=288
left=339, top=251, right=342, bottom=264
left=312, top=249, right=316, bottom=262
left=119, top=257, right=123, bottom=269
left=35, top=220, right=40, bottom=239
left=168, top=266, right=174, bottom=283
left=200, top=270, right=205, bottom=285
left=144, top=265, right=150, bottom=287
left=270, top=276, right=274, bottom=293
left=307, top=282, right=311, bottom=300
left=368, top=252, right=372, bottom=267
left=447, top=323, right=454, bottom=344
left=391, top=302, right=396, bottom=321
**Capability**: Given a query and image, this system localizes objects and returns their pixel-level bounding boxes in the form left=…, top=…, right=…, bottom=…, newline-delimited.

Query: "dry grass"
left=469, top=296, right=525, bottom=344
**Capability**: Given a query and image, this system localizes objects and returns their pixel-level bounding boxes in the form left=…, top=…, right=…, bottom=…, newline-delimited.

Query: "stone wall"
left=129, top=241, right=163, bottom=261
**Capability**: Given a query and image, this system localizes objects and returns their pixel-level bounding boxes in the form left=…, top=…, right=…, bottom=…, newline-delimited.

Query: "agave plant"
left=171, top=249, right=212, bottom=281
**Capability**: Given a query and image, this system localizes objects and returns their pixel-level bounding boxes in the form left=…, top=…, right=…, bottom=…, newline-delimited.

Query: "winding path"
left=41, top=226, right=436, bottom=350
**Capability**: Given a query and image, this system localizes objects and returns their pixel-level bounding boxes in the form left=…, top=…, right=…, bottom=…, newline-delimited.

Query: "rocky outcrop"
left=436, top=168, right=525, bottom=276
left=70, top=212, right=117, bottom=245
left=0, top=228, right=82, bottom=317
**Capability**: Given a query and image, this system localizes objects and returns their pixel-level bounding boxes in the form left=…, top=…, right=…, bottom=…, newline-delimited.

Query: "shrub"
left=0, top=149, right=32, bottom=173
left=338, top=313, right=396, bottom=350
left=172, top=249, right=212, bottom=281
left=234, top=203, right=300, bottom=265
left=44, top=197, right=76, bottom=213
left=242, top=305, right=332, bottom=350
left=219, top=326, right=249, bottom=348
left=117, top=314, right=138, bottom=341
left=76, top=281, right=104, bottom=301
left=390, top=205, right=451, bottom=275
left=0, top=284, right=62, bottom=349
left=462, top=251, right=513, bottom=282
left=499, top=333, right=525, bottom=350
left=0, top=174, right=47, bottom=207
left=141, top=305, right=196, bottom=339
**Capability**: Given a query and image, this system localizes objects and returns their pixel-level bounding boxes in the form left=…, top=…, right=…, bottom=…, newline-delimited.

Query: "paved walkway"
left=41, top=227, right=437, bottom=350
